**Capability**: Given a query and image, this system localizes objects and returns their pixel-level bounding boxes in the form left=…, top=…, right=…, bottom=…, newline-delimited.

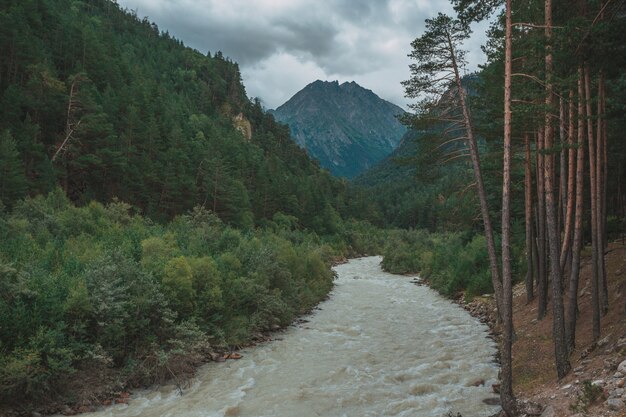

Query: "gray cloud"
left=117, top=0, right=488, bottom=109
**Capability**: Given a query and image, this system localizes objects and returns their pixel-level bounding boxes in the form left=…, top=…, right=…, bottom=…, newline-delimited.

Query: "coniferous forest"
left=1, top=0, right=625, bottom=415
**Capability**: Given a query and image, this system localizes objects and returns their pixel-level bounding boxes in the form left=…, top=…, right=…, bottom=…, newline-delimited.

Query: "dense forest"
left=0, top=0, right=363, bottom=232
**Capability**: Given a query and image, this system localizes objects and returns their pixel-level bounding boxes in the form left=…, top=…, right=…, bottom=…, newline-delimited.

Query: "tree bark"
left=596, top=71, right=608, bottom=315
left=567, top=69, right=586, bottom=353
left=525, top=132, right=535, bottom=303
left=585, top=63, right=601, bottom=343
left=544, top=0, right=570, bottom=378
left=560, top=91, right=576, bottom=274
left=536, top=129, right=548, bottom=320
left=500, top=0, right=516, bottom=412
left=559, top=97, right=567, bottom=239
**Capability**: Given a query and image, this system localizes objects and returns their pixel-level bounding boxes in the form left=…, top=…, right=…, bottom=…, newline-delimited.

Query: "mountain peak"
left=271, top=80, right=406, bottom=178
left=308, top=79, right=338, bottom=88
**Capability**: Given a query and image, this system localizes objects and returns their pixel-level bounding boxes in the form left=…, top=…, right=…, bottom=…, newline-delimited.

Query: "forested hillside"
left=0, top=0, right=352, bottom=232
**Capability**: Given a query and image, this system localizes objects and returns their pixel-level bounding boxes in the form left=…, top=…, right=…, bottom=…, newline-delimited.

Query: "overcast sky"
left=116, top=0, right=490, bottom=110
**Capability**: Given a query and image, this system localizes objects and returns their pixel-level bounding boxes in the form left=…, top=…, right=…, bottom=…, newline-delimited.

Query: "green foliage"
left=0, top=131, right=27, bottom=208
left=382, top=229, right=522, bottom=299
left=141, top=235, right=180, bottom=273
left=0, top=193, right=360, bottom=405
left=0, top=326, right=75, bottom=400
left=162, top=256, right=195, bottom=317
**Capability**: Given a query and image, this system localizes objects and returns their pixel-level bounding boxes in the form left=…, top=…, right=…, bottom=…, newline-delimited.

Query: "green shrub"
left=141, top=234, right=180, bottom=274
left=163, top=256, right=195, bottom=317
left=0, top=191, right=353, bottom=406
left=381, top=229, right=498, bottom=299
left=0, top=326, right=75, bottom=402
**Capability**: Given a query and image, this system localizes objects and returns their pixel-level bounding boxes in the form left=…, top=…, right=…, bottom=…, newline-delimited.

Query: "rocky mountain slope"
left=270, top=80, right=406, bottom=178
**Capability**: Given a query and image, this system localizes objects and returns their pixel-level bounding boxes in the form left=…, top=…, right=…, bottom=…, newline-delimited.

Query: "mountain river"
left=78, top=256, right=500, bottom=417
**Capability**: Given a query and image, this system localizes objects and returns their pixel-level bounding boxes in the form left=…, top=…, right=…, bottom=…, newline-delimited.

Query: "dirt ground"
left=509, top=242, right=626, bottom=416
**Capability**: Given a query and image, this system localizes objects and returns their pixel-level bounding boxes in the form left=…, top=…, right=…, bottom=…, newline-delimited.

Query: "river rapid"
left=79, top=256, right=500, bottom=417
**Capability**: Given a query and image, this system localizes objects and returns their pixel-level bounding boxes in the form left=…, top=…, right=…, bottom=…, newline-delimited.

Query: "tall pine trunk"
left=525, top=132, right=535, bottom=303
left=596, top=72, right=608, bottom=315
left=567, top=67, right=586, bottom=353
left=544, top=0, right=570, bottom=378
left=447, top=31, right=505, bottom=320
left=559, top=98, right=567, bottom=239
left=585, top=63, right=601, bottom=343
left=536, top=129, right=548, bottom=320
left=560, top=91, right=576, bottom=274
left=500, top=0, right=516, bottom=412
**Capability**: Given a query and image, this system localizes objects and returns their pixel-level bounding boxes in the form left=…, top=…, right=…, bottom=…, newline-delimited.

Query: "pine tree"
left=403, top=13, right=505, bottom=316
left=0, top=131, right=27, bottom=207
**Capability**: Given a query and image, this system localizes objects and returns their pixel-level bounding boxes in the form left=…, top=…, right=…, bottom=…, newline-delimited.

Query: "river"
left=78, top=256, right=500, bottom=417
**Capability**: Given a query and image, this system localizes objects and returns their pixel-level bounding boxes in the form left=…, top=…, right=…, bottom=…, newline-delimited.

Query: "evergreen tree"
left=0, top=130, right=27, bottom=207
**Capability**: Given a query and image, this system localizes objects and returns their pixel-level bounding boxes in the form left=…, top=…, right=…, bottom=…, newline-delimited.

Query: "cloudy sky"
left=116, top=0, right=490, bottom=110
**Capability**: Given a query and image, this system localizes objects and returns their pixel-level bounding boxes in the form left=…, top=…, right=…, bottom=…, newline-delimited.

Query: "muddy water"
left=79, top=256, right=500, bottom=417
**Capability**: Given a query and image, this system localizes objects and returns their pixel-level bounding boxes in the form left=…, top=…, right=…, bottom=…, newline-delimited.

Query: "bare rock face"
left=232, top=113, right=252, bottom=140
left=270, top=80, right=406, bottom=178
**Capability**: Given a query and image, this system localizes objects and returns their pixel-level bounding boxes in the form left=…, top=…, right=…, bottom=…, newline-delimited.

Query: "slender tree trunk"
left=596, top=72, right=608, bottom=315
left=536, top=129, right=548, bottom=320
left=525, top=132, right=535, bottom=303
left=447, top=31, right=504, bottom=318
left=544, top=0, right=570, bottom=378
left=500, top=0, right=516, bottom=412
left=532, top=204, right=540, bottom=290
left=560, top=91, right=576, bottom=274
left=559, top=97, right=567, bottom=238
left=618, top=162, right=624, bottom=219
left=567, top=67, right=586, bottom=353
left=602, top=113, right=608, bottom=241
left=585, top=63, right=601, bottom=343
left=602, top=114, right=608, bottom=240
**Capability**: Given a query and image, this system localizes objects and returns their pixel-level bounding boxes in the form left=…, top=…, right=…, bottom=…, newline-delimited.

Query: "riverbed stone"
left=605, top=358, right=618, bottom=370
left=470, top=378, right=485, bottom=386
left=591, top=379, right=605, bottom=387
left=598, top=335, right=611, bottom=348
left=61, top=405, right=75, bottom=415
left=607, top=398, right=624, bottom=411
left=539, top=405, right=555, bottom=417
left=618, top=359, right=626, bottom=374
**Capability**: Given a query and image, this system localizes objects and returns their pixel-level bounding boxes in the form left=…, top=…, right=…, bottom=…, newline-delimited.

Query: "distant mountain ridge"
left=270, top=80, right=406, bottom=178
